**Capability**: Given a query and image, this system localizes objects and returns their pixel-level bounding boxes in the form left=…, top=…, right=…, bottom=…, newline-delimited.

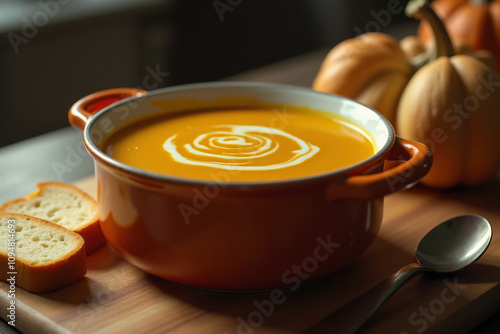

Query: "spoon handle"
left=304, top=263, right=426, bottom=334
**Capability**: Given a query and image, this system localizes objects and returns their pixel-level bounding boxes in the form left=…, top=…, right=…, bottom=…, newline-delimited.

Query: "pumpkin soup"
left=101, top=107, right=375, bottom=182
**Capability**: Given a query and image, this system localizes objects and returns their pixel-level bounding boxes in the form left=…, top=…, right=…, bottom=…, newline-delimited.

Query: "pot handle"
left=326, top=137, right=433, bottom=201
left=68, top=88, right=148, bottom=131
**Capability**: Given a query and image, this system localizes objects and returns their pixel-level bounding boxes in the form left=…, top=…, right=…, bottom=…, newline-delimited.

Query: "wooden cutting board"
left=1, top=175, right=500, bottom=334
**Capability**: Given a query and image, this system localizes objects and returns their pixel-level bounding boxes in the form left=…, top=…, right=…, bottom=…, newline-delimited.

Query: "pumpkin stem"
left=406, top=0, right=454, bottom=59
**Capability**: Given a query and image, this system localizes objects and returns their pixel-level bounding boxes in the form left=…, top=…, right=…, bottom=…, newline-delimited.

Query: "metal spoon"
left=305, top=214, right=492, bottom=334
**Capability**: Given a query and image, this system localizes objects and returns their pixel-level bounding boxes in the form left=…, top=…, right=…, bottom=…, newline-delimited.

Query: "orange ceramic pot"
left=69, top=82, right=432, bottom=291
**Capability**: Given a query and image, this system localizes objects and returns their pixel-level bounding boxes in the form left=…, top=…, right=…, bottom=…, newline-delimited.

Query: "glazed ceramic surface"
left=69, top=82, right=432, bottom=290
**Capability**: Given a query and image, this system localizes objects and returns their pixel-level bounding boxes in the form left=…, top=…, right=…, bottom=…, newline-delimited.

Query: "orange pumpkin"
left=417, top=0, right=500, bottom=70
left=399, top=0, right=500, bottom=188
left=314, top=0, right=500, bottom=189
left=312, top=33, right=416, bottom=125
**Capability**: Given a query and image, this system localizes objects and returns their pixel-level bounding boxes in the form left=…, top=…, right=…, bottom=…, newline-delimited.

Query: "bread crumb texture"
left=0, top=215, right=80, bottom=266
left=3, top=183, right=96, bottom=230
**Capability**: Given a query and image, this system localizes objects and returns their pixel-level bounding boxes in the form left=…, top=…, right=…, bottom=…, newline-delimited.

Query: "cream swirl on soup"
left=101, top=107, right=375, bottom=182
left=163, top=125, right=319, bottom=170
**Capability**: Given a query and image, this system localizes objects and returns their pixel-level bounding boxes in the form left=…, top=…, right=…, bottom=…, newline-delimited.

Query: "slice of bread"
left=0, top=181, right=105, bottom=255
left=0, top=213, right=87, bottom=293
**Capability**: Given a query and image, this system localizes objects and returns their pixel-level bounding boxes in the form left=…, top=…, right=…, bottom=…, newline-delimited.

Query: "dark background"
left=0, top=0, right=412, bottom=147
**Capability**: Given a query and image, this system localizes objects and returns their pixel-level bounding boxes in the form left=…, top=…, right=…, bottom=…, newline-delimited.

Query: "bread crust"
left=0, top=213, right=87, bottom=293
left=0, top=181, right=105, bottom=255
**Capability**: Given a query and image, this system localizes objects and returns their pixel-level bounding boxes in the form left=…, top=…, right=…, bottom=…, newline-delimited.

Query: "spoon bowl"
left=417, top=214, right=493, bottom=273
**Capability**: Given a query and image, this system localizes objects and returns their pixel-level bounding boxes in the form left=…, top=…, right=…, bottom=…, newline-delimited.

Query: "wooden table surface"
left=2, top=173, right=499, bottom=334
